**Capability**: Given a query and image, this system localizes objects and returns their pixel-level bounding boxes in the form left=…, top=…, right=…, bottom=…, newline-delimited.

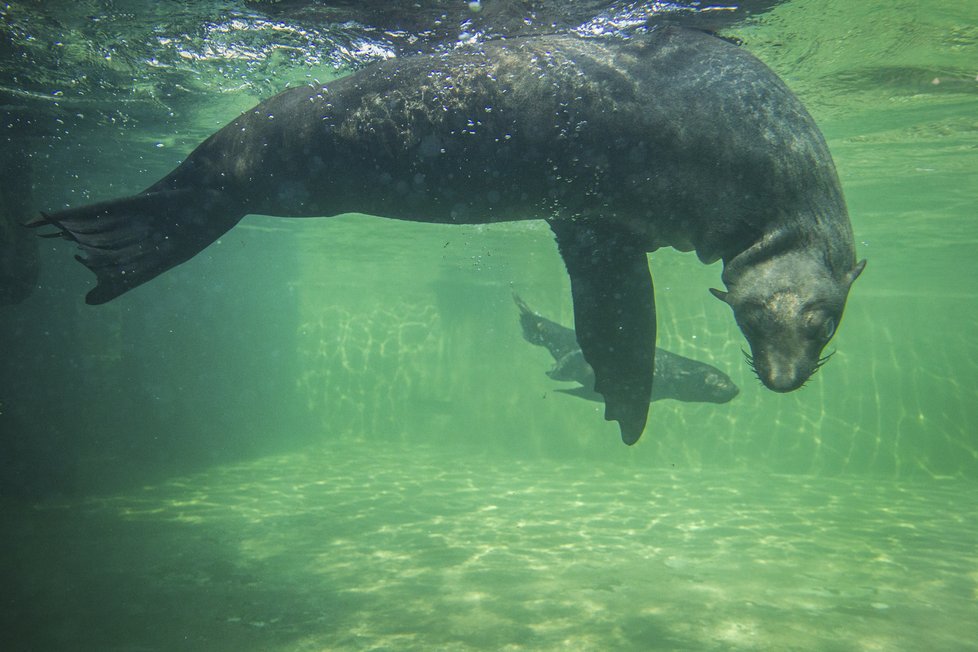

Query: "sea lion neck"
left=721, top=226, right=802, bottom=289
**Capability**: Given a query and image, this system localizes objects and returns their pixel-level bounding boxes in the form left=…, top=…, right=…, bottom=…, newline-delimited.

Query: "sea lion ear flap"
left=710, top=287, right=731, bottom=304
left=846, top=259, right=867, bottom=289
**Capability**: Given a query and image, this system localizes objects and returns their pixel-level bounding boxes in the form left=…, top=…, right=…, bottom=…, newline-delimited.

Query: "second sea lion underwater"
left=513, top=294, right=740, bottom=405
left=30, top=26, right=865, bottom=445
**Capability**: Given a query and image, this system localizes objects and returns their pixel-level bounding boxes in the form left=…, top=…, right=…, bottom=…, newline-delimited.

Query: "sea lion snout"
left=742, top=288, right=838, bottom=391
left=748, top=344, right=821, bottom=392
left=705, top=372, right=741, bottom=401
left=716, top=255, right=865, bottom=392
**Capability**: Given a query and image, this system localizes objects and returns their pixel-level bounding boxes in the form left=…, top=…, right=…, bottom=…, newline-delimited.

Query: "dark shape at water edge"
left=0, top=152, right=39, bottom=306
left=514, top=294, right=740, bottom=405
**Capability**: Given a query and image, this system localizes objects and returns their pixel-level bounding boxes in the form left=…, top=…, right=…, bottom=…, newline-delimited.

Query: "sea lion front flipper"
left=549, top=219, right=656, bottom=445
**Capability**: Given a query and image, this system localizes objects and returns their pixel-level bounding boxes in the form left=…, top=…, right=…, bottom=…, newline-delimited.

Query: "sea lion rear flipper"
left=550, top=219, right=656, bottom=445
left=512, top=293, right=580, bottom=361
left=27, top=189, right=244, bottom=304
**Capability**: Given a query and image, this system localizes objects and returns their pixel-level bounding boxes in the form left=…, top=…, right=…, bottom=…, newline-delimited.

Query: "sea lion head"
left=712, top=248, right=865, bottom=392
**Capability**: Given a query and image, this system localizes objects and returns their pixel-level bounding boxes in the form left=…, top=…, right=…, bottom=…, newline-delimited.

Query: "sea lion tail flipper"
left=512, top=293, right=548, bottom=347
left=512, top=293, right=580, bottom=360
left=550, top=219, right=656, bottom=445
left=26, top=189, right=244, bottom=304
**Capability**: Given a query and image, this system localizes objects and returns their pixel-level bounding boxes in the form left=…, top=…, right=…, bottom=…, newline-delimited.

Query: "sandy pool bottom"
left=3, top=441, right=976, bottom=651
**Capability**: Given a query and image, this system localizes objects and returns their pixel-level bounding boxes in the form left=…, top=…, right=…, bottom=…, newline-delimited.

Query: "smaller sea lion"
left=514, top=294, right=739, bottom=405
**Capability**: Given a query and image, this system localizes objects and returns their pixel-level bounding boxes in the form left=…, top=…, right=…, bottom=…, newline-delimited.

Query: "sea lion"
left=29, top=27, right=865, bottom=444
left=514, top=294, right=739, bottom=404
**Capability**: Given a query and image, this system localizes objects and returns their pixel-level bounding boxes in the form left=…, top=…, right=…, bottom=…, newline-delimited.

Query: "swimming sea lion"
left=29, top=27, right=865, bottom=444
left=514, top=294, right=739, bottom=404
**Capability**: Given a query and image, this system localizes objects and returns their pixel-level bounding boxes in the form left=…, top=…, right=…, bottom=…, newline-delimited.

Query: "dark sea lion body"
left=514, top=295, right=739, bottom=404
left=31, top=27, right=865, bottom=444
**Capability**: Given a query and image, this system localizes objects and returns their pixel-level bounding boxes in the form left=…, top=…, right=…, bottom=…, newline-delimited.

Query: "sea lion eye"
left=821, top=317, right=836, bottom=341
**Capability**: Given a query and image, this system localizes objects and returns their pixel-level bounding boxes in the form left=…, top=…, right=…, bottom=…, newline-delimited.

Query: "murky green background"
left=1, top=1, right=976, bottom=650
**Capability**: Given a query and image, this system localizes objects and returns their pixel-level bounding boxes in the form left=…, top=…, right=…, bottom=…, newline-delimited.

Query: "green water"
left=2, top=1, right=977, bottom=650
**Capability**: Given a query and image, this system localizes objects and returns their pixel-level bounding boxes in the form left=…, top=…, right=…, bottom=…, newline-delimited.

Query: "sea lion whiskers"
left=741, top=348, right=763, bottom=385
left=811, top=350, right=835, bottom=376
